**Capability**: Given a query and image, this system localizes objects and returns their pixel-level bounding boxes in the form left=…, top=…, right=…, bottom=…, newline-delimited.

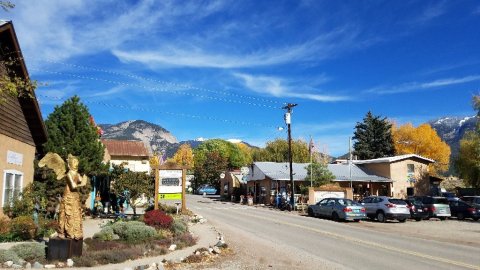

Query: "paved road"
left=187, top=195, right=480, bottom=270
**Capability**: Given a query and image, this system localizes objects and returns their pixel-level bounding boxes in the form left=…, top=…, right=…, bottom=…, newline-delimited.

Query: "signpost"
left=152, top=163, right=187, bottom=212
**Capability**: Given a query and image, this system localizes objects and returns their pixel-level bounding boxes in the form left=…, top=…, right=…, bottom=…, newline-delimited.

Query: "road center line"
left=234, top=210, right=480, bottom=270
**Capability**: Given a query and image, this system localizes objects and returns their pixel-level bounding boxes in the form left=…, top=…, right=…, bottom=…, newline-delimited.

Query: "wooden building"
left=0, top=21, right=47, bottom=211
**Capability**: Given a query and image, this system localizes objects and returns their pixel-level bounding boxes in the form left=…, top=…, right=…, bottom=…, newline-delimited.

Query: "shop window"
left=407, top=164, right=415, bottom=174
left=3, top=170, right=23, bottom=206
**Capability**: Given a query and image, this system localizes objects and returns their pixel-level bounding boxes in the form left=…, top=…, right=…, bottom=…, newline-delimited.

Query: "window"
left=407, top=164, right=415, bottom=174
left=3, top=170, right=23, bottom=206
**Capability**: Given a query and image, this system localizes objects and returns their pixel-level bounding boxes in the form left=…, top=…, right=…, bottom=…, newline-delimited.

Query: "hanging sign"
left=159, top=169, right=182, bottom=194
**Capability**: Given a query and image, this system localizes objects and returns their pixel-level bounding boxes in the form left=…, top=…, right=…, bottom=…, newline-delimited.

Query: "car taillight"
left=385, top=203, right=396, bottom=208
left=361, top=208, right=366, bottom=212
left=468, top=208, right=476, bottom=213
left=343, top=207, right=352, bottom=212
left=430, top=206, right=436, bottom=212
left=411, top=205, right=416, bottom=211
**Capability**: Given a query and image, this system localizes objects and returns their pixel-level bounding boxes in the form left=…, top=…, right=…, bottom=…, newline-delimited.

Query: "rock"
left=56, top=262, right=65, bottom=268
left=66, top=259, right=74, bottom=267
left=33, top=262, right=43, bottom=269
left=18, top=259, right=26, bottom=265
left=3, top=261, right=13, bottom=267
left=208, top=247, right=214, bottom=253
left=195, top=251, right=200, bottom=255
left=25, top=263, right=32, bottom=269
left=212, top=246, right=222, bottom=254
left=202, top=251, right=210, bottom=257
left=199, top=218, right=207, bottom=224
left=215, top=240, right=226, bottom=247
left=168, top=244, right=177, bottom=251
left=12, top=264, right=22, bottom=269
left=44, top=264, right=56, bottom=269
left=112, top=234, right=120, bottom=240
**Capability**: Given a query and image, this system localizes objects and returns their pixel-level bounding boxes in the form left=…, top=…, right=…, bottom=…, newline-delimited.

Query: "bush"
left=171, top=218, right=188, bottom=236
left=158, top=203, right=178, bottom=215
left=0, top=249, right=21, bottom=264
left=36, top=218, right=58, bottom=238
left=11, top=242, right=45, bottom=262
left=143, top=210, right=173, bottom=229
left=109, top=221, right=156, bottom=243
left=0, top=217, right=17, bottom=242
left=173, top=232, right=196, bottom=249
left=10, top=216, right=36, bottom=240
left=93, top=226, right=116, bottom=241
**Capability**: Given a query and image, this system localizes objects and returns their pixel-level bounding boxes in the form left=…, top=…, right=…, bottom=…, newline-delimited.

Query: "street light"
left=282, top=103, right=297, bottom=210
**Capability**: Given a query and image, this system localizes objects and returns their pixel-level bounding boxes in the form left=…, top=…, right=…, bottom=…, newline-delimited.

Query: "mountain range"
left=99, top=116, right=477, bottom=162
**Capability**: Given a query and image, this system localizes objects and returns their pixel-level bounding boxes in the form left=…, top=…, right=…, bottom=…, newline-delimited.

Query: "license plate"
left=354, top=209, right=360, bottom=213
left=439, top=210, right=446, bottom=213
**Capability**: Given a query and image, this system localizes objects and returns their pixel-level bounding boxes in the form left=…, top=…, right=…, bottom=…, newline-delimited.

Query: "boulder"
left=168, top=244, right=177, bottom=251
left=33, top=262, right=43, bottom=269
left=66, top=259, right=74, bottom=267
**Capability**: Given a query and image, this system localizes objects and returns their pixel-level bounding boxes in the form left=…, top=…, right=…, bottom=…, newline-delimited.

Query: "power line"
left=30, top=67, right=281, bottom=109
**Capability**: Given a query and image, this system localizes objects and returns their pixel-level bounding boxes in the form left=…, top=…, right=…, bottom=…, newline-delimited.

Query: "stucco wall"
left=390, top=160, right=429, bottom=198
left=0, top=134, right=36, bottom=213
left=110, top=157, right=150, bottom=173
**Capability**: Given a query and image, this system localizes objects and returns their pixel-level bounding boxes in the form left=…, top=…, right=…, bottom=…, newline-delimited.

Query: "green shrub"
left=11, top=242, right=45, bottom=262
left=0, top=249, right=21, bottom=264
left=158, top=203, right=178, bottom=215
left=10, top=216, right=37, bottom=240
left=108, top=221, right=156, bottom=243
left=171, top=218, right=188, bottom=236
left=93, top=226, right=115, bottom=241
left=36, top=218, right=58, bottom=238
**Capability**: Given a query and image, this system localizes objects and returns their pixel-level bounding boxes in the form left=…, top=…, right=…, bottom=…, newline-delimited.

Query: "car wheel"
left=332, top=212, right=339, bottom=222
left=414, top=218, right=422, bottom=222
left=398, top=218, right=407, bottom=223
left=308, top=208, right=314, bottom=217
left=377, top=211, right=386, bottom=223
left=439, top=217, right=447, bottom=221
left=457, top=213, right=465, bottom=220
left=473, top=217, right=479, bottom=221
left=353, top=219, right=360, bottom=222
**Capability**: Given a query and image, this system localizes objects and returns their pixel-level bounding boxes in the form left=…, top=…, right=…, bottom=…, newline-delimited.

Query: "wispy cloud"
left=366, top=75, right=480, bottom=95
left=233, top=73, right=350, bottom=102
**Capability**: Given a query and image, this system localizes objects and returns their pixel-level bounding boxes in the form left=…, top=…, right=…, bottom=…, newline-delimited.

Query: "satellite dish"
left=241, top=166, right=249, bottom=175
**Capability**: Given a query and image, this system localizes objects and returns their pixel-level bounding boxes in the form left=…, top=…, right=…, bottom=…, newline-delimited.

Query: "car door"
left=314, top=199, right=328, bottom=217
left=361, top=197, right=374, bottom=215
left=324, top=199, right=337, bottom=216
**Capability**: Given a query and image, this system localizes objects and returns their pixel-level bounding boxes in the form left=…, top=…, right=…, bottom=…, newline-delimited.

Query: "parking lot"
left=346, top=217, right=480, bottom=246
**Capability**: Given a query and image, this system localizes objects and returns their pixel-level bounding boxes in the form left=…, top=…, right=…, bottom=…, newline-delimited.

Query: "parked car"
left=449, top=200, right=480, bottom=221
left=460, top=196, right=480, bottom=207
left=196, top=184, right=217, bottom=195
left=441, top=192, right=460, bottom=202
left=307, top=198, right=366, bottom=222
left=411, top=196, right=451, bottom=220
left=359, top=196, right=410, bottom=223
left=404, top=199, right=429, bottom=221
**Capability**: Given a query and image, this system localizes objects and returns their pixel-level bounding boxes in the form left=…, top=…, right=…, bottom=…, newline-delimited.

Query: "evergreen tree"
left=39, top=96, right=106, bottom=207
left=353, top=111, right=395, bottom=160
left=305, top=162, right=335, bottom=187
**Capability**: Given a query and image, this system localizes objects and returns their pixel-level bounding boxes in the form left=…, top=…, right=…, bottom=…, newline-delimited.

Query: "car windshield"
left=433, top=198, right=448, bottom=204
left=388, top=199, right=407, bottom=205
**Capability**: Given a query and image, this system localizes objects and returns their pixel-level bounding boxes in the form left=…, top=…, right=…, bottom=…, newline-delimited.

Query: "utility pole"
left=283, top=103, right=297, bottom=210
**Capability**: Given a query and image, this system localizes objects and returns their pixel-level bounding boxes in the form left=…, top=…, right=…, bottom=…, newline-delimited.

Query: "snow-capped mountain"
left=428, top=116, right=477, bottom=157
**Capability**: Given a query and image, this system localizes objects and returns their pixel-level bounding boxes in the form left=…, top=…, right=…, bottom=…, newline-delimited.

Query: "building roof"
left=101, top=139, right=149, bottom=157
left=352, top=154, right=435, bottom=164
left=248, top=162, right=391, bottom=183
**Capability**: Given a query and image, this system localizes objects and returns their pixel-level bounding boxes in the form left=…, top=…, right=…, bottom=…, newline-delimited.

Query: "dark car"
left=461, top=196, right=480, bottom=207
left=404, top=199, right=429, bottom=221
left=449, top=200, right=480, bottom=221
left=411, top=196, right=451, bottom=220
left=441, top=192, right=460, bottom=202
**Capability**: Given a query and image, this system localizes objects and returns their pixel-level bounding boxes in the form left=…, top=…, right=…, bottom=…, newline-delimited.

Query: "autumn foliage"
left=143, top=210, right=173, bottom=229
left=392, top=123, right=450, bottom=174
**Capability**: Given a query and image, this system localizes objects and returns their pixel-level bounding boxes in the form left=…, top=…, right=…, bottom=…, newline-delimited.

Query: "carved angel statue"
left=39, top=152, right=88, bottom=240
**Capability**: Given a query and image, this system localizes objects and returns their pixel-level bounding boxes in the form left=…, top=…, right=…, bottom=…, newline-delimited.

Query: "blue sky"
left=4, top=1, right=480, bottom=156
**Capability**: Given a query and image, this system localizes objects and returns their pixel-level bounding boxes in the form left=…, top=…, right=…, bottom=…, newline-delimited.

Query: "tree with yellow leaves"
left=392, top=123, right=450, bottom=174
left=172, top=143, right=194, bottom=168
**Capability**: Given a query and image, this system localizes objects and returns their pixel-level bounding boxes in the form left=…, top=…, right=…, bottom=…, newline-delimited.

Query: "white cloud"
left=366, top=75, right=480, bottom=95
left=233, top=73, right=350, bottom=102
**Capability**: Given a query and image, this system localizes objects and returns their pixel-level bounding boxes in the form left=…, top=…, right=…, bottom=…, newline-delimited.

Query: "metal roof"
left=248, top=162, right=391, bottom=183
left=102, top=139, right=149, bottom=157
left=352, top=154, right=435, bottom=164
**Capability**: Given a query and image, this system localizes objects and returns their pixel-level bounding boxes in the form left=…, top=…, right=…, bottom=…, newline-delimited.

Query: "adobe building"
left=102, top=139, right=151, bottom=173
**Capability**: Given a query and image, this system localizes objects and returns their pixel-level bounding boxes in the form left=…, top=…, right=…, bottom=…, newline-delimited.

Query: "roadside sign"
left=159, top=193, right=182, bottom=200
left=159, top=170, right=182, bottom=194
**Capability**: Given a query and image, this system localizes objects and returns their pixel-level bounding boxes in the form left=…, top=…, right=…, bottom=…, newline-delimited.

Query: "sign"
left=159, top=170, right=182, bottom=194
left=314, top=191, right=345, bottom=204
left=159, top=193, right=182, bottom=200
left=7, top=151, right=23, bottom=166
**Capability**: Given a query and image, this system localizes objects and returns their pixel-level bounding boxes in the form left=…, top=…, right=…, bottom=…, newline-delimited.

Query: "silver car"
left=360, top=196, right=410, bottom=223
left=308, top=198, right=367, bottom=222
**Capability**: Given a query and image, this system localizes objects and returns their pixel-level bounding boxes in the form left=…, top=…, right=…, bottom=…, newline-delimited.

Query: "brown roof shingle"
left=101, top=139, right=149, bottom=157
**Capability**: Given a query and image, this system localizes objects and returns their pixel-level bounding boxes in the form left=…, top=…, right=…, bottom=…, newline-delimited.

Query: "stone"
left=66, top=259, right=74, bottom=267
left=12, top=264, right=22, bottom=269
left=33, top=262, right=43, bottom=269
left=44, top=265, right=56, bottom=269
left=168, top=244, right=177, bottom=251
left=195, top=251, right=200, bottom=255
left=199, top=218, right=207, bottom=224
left=25, top=263, right=32, bottom=269
left=212, top=246, right=221, bottom=254
left=208, top=247, right=213, bottom=253
left=112, top=234, right=120, bottom=240
left=215, top=240, right=226, bottom=247
left=56, top=262, right=65, bottom=268
left=202, top=251, right=210, bottom=256
left=4, top=261, right=14, bottom=267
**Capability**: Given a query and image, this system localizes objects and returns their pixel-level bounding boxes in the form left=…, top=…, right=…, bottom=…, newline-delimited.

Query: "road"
left=186, top=195, right=480, bottom=270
